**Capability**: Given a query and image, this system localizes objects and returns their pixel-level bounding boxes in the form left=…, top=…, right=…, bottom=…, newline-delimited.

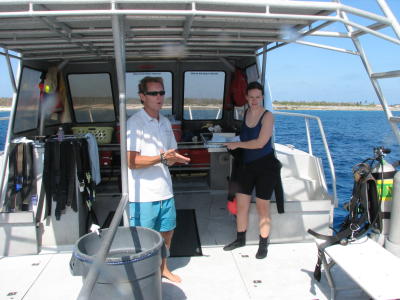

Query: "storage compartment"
left=99, top=150, right=113, bottom=167
left=177, top=148, right=210, bottom=168
left=209, top=151, right=230, bottom=189
left=171, top=144, right=210, bottom=192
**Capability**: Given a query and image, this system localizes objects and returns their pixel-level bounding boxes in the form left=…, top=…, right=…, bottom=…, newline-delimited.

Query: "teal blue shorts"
left=129, top=197, right=176, bottom=232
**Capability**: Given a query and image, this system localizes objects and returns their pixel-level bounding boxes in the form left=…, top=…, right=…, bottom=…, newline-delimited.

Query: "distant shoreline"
left=0, top=105, right=398, bottom=111
left=272, top=105, right=400, bottom=111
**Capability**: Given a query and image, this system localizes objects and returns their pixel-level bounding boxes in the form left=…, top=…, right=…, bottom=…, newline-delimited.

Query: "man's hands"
left=161, top=149, right=191, bottom=166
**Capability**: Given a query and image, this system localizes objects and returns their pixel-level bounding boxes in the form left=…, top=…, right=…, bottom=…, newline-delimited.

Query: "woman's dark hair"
left=246, top=81, right=264, bottom=95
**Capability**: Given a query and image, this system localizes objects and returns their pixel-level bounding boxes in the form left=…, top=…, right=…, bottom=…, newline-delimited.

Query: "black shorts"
left=236, top=153, right=281, bottom=200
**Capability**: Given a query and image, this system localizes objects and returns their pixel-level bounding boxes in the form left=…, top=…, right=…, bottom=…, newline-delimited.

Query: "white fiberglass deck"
left=0, top=191, right=369, bottom=300
left=0, top=242, right=370, bottom=300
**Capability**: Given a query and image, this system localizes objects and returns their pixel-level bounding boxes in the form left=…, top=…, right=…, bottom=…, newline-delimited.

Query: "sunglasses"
left=144, top=90, right=165, bottom=96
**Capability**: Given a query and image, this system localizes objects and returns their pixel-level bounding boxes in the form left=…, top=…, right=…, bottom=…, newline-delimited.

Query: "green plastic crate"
left=72, top=126, right=114, bottom=144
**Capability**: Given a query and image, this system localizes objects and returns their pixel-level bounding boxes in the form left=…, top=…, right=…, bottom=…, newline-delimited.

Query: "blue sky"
left=266, top=0, right=400, bottom=104
left=1, top=0, right=399, bottom=104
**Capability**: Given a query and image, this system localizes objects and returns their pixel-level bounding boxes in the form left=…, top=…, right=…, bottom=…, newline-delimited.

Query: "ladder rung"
left=371, top=70, right=400, bottom=79
left=389, top=116, right=400, bottom=123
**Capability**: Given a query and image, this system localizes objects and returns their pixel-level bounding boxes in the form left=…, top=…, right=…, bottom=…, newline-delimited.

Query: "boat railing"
left=390, top=116, right=400, bottom=124
left=78, top=14, right=130, bottom=299
left=274, top=111, right=337, bottom=206
left=185, top=105, right=222, bottom=120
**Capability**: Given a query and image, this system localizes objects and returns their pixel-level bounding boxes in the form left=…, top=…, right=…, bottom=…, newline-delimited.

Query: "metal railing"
left=274, top=111, right=337, bottom=206
left=185, top=105, right=222, bottom=120
left=77, top=14, right=130, bottom=300
left=76, top=194, right=129, bottom=300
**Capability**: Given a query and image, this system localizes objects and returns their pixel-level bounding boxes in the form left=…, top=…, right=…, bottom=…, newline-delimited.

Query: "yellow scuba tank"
left=372, top=155, right=396, bottom=236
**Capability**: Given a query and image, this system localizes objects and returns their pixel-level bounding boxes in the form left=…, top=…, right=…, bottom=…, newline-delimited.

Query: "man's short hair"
left=138, top=76, right=164, bottom=94
left=246, top=81, right=264, bottom=95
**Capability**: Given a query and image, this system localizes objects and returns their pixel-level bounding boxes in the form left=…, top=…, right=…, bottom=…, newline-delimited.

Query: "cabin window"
left=246, top=64, right=259, bottom=83
left=13, top=67, right=42, bottom=133
left=126, top=72, right=172, bottom=117
left=68, top=73, right=115, bottom=123
left=183, top=71, right=225, bottom=120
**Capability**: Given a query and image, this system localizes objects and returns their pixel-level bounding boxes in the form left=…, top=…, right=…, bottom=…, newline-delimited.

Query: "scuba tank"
left=371, top=147, right=397, bottom=236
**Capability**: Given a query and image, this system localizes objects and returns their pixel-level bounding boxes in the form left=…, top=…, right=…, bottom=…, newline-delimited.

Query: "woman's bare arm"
left=224, top=112, right=273, bottom=150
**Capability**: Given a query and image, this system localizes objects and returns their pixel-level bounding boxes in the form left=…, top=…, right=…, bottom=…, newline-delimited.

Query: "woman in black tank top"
left=223, top=81, right=281, bottom=259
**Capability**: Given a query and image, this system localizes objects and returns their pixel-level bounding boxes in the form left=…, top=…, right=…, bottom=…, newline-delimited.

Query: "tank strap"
left=308, top=171, right=379, bottom=248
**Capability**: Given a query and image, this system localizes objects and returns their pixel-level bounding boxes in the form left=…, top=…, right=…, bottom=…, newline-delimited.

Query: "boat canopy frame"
left=0, top=0, right=399, bottom=62
left=1, top=0, right=400, bottom=143
left=1, top=1, right=400, bottom=299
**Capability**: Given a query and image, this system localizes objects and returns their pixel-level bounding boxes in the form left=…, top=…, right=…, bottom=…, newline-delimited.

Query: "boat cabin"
left=0, top=1, right=400, bottom=299
left=4, top=47, right=331, bottom=251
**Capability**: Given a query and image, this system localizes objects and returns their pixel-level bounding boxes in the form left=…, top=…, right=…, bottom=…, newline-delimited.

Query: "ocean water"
left=274, top=110, right=400, bottom=228
left=1, top=109, right=398, bottom=228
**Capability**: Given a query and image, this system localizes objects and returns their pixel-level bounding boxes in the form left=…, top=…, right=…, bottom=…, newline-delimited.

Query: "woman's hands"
left=224, top=142, right=240, bottom=150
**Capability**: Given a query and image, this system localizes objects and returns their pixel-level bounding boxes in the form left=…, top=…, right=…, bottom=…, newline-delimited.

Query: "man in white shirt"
left=127, top=76, right=190, bottom=283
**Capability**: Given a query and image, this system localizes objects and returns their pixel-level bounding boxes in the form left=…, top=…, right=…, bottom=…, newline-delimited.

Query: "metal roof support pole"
left=4, top=49, right=16, bottom=93
left=112, top=15, right=128, bottom=200
left=259, top=45, right=274, bottom=113
left=337, top=0, right=400, bottom=145
left=76, top=11, right=129, bottom=300
left=260, top=45, right=268, bottom=107
left=260, top=46, right=267, bottom=89
left=0, top=55, right=21, bottom=209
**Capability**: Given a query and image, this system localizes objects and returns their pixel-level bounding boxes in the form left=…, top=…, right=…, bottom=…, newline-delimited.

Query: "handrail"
left=77, top=13, right=130, bottom=300
left=274, top=111, right=337, bottom=206
left=390, top=116, right=400, bottom=123
left=77, top=194, right=129, bottom=300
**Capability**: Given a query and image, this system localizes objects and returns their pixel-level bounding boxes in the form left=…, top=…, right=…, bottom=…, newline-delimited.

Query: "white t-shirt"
left=127, top=109, right=177, bottom=202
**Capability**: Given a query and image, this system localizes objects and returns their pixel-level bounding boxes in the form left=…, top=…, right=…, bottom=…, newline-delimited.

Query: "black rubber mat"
left=170, top=209, right=203, bottom=257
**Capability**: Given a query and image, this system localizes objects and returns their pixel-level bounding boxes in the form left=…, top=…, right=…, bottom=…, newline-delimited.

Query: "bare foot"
left=162, top=270, right=182, bottom=283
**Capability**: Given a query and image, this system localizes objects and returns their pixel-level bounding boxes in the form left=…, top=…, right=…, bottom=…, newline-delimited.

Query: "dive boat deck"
left=0, top=240, right=369, bottom=300
left=0, top=191, right=368, bottom=300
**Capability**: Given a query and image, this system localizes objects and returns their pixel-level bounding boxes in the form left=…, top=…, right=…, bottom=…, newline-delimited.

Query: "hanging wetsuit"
left=4, top=142, right=34, bottom=212
left=73, top=138, right=98, bottom=229
left=43, top=139, right=79, bottom=220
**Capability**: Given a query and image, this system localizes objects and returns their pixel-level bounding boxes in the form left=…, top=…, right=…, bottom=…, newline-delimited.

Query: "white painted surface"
left=322, top=237, right=400, bottom=300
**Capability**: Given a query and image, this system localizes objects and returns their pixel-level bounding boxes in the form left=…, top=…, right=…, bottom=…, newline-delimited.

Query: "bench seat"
left=316, top=236, right=400, bottom=300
